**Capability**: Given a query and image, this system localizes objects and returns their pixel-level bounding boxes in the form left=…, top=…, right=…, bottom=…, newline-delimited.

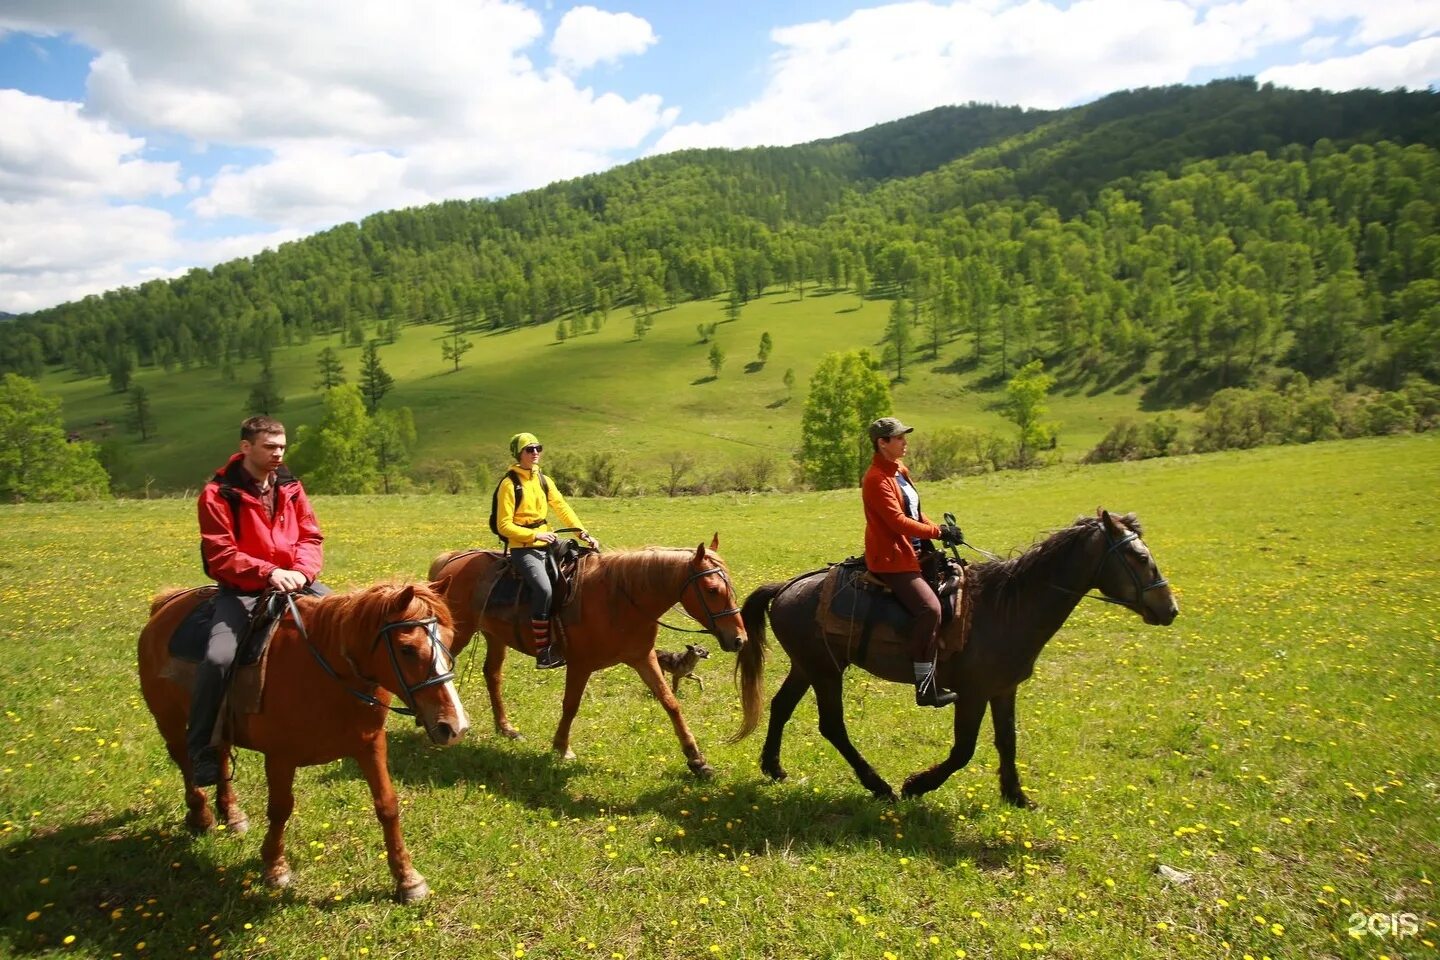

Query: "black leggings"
left=876, top=570, right=941, bottom=662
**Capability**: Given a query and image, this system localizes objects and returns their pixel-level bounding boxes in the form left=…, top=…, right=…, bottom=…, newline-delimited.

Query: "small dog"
left=656, top=643, right=710, bottom=695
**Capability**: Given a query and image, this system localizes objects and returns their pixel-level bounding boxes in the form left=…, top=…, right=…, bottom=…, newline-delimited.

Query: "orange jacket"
left=862, top=453, right=941, bottom=573
left=198, top=454, right=324, bottom=592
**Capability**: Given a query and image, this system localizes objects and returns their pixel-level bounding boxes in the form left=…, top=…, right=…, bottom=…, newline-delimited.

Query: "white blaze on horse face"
left=438, top=677, right=469, bottom=738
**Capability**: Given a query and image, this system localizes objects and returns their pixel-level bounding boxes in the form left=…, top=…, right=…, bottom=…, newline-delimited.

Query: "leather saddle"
left=481, top=539, right=595, bottom=621
left=818, top=548, right=970, bottom=665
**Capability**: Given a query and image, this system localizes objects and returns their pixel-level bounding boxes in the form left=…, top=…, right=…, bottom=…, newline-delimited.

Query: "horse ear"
left=709, top=532, right=720, bottom=551
left=392, top=584, right=416, bottom=610
left=428, top=574, right=453, bottom=595
left=1098, top=508, right=1122, bottom=534
left=694, top=541, right=707, bottom=562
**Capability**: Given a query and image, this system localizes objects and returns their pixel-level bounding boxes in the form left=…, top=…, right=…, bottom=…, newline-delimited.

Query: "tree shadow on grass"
left=0, top=812, right=290, bottom=957
left=766, top=397, right=791, bottom=409
left=744, top=361, right=764, bottom=374
left=691, top=375, right=717, bottom=385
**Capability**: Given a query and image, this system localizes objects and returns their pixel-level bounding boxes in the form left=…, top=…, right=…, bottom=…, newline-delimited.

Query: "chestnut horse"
left=733, top=510, right=1178, bottom=804
left=428, top=537, right=745, bottom=777
left=137, top=580, right=469, bottom=902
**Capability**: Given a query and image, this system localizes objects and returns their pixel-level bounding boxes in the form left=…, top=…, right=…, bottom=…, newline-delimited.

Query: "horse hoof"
left=264, top=864, right=292, bottom=888
left=555, top=747, right=577, bottom=762
left=1003, top=791, right=1036, bottom=810
left=761, top=764, right=787, bottom=782
left=689, top=761, right=715, bottom=780
left=396, top=876, right=429, bottom=904
left=498, top=727, right=524, bottom=741
left=185, top=814, right=214, bottom=835
left=223, top=815, right=249, bottom=836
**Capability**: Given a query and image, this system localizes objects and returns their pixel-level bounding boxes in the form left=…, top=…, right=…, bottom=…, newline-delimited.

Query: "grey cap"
left=868, top=416, right=914, bottom=441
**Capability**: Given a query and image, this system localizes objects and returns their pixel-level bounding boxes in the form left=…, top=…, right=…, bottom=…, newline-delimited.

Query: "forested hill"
left=4, top=77, right=1439, bottom=401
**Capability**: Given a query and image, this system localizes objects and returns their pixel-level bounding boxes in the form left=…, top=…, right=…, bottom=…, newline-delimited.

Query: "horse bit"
left=1054, top=526, right=1170, bottom=611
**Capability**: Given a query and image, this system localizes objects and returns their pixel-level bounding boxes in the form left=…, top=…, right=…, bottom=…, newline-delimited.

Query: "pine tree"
left=127, top=385, right=156, bottom=440
left=359, top=341, right=394, bottom=413
left=314, top=346, right=346, bottom=389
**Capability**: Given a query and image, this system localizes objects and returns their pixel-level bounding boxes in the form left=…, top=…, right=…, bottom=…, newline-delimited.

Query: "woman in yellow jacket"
left=495, top=432, right=599, bottom=669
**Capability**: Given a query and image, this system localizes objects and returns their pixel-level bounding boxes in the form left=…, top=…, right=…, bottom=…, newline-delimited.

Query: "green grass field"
left=45, top=290, right=1165, bottom=494
left=2, top=436, right=1436, bottom=959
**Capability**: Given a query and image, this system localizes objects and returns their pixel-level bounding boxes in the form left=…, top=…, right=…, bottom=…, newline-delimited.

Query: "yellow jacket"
left=495, top=464, right=584, bottom=549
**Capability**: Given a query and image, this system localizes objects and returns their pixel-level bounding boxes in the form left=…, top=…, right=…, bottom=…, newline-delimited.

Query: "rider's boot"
left=913, top=661, right=957, bottom=708
left=187, top=661, right=226, bottom=785
left=533, top=617, right=565, bottom=670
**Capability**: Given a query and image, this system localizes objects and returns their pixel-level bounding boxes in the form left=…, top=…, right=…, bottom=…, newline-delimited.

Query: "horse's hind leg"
left=631, top=653, right=713, bottom=779
left=811, top=673, right=895, bottom=802
left=165, top=741, right=215, bottom=834
left=900, top=694, right=987, bottom=799
left=482, top=634, right=522, bottom=739
left=760, top=668, right=812, bottom=782
left=990, top=690, right=1034, bottom=808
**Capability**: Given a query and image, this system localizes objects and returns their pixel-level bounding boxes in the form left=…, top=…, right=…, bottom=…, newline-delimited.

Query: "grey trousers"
left=511, top=548, right=553, bottom=621
left=186, top=582, right=329, bottom=760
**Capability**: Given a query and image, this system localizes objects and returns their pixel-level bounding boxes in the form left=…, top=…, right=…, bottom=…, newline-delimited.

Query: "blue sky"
left=1, top=0, right=1437, bottom=314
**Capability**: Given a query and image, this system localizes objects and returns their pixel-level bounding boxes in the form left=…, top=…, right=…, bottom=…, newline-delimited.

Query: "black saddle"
left=488, top=539, right=595, bottom=612
left=825, top=549, right=966, bottom=664
left=167, top=590, right=290, bottom=666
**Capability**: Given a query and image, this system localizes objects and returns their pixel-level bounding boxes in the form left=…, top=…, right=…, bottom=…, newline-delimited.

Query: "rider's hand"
left=534, top=532, right=559, bottom=545
left=580, top=531, right=599, bottom=549
left=939, top=523, right=963, bottom=547
left=269, top=568, right=308, bottom=592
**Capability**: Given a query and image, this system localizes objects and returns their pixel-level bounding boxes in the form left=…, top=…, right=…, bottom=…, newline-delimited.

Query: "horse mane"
left=968, top=513, right=1141, bottom=606
left=593, top=547, right=705, bottom=598
left=299, top=581, right=453, bottom=646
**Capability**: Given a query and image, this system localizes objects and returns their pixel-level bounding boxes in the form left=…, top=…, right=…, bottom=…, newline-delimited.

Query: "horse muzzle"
left=717, top=628, right=746, bottom=654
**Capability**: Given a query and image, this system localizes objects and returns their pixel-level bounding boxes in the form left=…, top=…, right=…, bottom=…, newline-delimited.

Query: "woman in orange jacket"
left=862, top=417, right=962, bottom=708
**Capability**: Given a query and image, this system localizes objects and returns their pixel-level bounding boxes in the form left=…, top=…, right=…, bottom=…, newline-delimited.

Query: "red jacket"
left=198, top=454, right=324, bottom=592
left=862, top=453, right=941, bottom=573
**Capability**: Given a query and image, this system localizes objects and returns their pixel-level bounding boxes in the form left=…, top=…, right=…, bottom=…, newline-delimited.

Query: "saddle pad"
left=475, top=552, right=588, bottom=627
left=816, top=560, right=973, bottom=664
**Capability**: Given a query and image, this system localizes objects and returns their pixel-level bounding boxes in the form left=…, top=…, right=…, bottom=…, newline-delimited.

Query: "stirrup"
left=914, top=678, right=957, bottom=708
left=535, top=645, right=566, bottom=670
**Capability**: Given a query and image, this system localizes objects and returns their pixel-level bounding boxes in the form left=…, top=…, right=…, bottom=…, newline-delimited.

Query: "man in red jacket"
left=189, top=415, right=326, bottom=785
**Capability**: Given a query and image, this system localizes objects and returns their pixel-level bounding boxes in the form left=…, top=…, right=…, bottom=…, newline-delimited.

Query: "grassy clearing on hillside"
left=1, top=437, right=1436, bottom=959
left=45, top=289, right=1174, bottom=493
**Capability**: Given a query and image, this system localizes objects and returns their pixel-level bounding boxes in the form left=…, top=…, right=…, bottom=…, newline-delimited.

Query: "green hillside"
left=6, top=78, right=1439, bottom=493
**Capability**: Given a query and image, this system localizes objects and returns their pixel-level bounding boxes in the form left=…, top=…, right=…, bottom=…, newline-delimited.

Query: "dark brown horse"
left=428, top=537, right=745, bottom=777
left=138, top=580, right=469, bottom=902
left=733, top=510, right=1178, bottom=804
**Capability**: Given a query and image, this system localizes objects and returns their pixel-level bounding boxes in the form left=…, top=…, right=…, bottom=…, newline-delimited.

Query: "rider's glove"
left=938, top=522, right=963, bottom=547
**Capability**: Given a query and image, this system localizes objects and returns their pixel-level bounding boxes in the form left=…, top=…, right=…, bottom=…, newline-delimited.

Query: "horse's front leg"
left=355, top=735, right=428, bottom=903
left=166, top=740, right=215, bottom=834
left=811, top=672, right=895, bottom=801
left=215, top=749, right=248, bottom=834
left=760, top=668, right=812, bottom=782
left=631, top=652, right=712, bottom=779
left=990, top=689, right=1034, bottom=808
left=482, top=633, right=521, bottom=739
left=260, top=755, right=297, bottom=888
left=551, top=666, right=592, bottom=761
left=901, top=694, right=987, bottom=799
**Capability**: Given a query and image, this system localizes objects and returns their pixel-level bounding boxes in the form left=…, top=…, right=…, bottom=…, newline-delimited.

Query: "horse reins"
left=632, top=561, right=741, bottom=635
left=284, top=594, right=456, bottom=717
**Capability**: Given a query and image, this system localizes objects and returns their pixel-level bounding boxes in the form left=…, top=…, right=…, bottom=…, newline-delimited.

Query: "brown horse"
left=733, top=510, right=1178, bottom=804
left=137, top=580, right=469, bottom=902
left=428, top=537, right=745, bottom=777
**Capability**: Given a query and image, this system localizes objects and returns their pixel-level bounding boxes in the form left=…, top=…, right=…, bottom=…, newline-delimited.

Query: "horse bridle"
left=656, top=563, right=742, bottom=635
left=1052, top=525, right=1169, bottom=613
left=287, top=595, right=456, bottom=717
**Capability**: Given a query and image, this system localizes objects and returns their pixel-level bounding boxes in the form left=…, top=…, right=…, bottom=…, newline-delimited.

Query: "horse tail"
left=428, top=549, right=466, bottom=581
left=730, top=582, right=782, bottom=743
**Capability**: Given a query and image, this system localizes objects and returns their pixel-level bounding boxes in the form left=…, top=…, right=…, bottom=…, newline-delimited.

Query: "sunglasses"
left=521, top=444, right=543, bottom=454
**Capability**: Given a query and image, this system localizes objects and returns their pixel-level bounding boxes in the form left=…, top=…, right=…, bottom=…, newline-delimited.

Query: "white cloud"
left=1258, top=36, right=1440, bottom=90
left=0, top=89, right=181, bottom=201
left=0, top=199, right=177, bottom=312
left=650, top=0, right=1440, bottom=154
left=550, top=6, right=658, bottom=72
